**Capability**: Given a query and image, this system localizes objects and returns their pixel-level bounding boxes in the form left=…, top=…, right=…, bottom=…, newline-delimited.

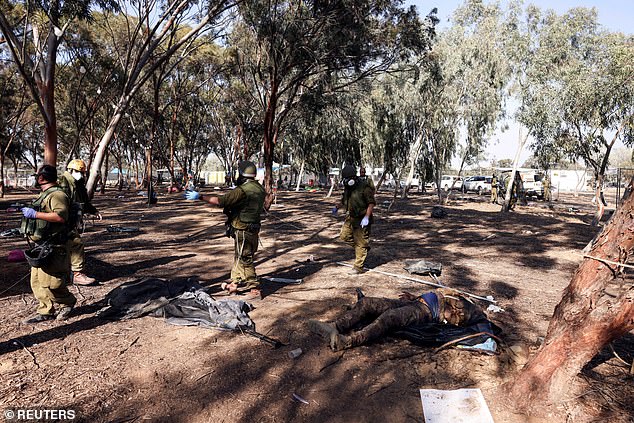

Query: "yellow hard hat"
left=67, top=159, right=87, bottom=172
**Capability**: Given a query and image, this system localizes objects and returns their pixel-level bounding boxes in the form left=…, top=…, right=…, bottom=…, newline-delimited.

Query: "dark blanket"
left=393, top=321, right=502, bottom=353
left=97, top=278, right=254, bottom=330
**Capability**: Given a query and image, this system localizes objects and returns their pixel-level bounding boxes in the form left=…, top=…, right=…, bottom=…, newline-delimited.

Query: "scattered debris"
left=486, top=304, right=504, bottom=313
left=13, top=340, right=39, bottom=368
left=403, top=260, right=442, bottom=277
left=287, top=348, right=303, bottom=359
left=292, top=393, right=309, bottom=405
left=7, top=249, right=26, bottom=263
left=419, top=388, right=494, bottom=423
left=319, top=352, right=345, bottom=372
left=263, top=277, right=303, bottom=284
left=1, top=228, right=21, bottom=237
left=106, top=225, right=140, bottom=233
left=430, top=206, right=447, bottom=218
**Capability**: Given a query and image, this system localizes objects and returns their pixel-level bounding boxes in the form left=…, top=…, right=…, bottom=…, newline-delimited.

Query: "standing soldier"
left=332, top=164, right=376, bottom=275
left=542, top=173, right=552, bottom=202
left=59, top=159, right=102, bottom=285
left=185, top=161, right=265, bottom=300
left=20, top=165, right=76, bottom=323
left=359, top=166, right=375, bottom=189
left=490, top=173, right=498, bottom=204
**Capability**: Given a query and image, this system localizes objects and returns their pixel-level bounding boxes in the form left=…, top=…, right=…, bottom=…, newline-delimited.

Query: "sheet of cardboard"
left=419, top=388, right=494, bottom=423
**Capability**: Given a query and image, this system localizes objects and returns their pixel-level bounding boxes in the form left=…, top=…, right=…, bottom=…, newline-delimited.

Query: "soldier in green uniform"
left=490, top=173, right=498, bottom=204
left=185, top=161, right=265, bottom=300
left=359, top=166, right=375, bottom=189
left=20, top=165, right=76, bottom=323
left=309, top=288, right=487, bottom=351
left=58, top=159, right=102, bottom=285
left=542, top=173, right=551, bottom=202
left=333, top=165, right=376, bottom=275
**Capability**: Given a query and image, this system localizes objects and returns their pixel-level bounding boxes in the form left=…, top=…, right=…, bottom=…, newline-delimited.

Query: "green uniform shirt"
left=342, top=179, right=376, bottom=218
left=25, top=187, right=70, bottom=242
left=218, top=180, right=265, bottom=229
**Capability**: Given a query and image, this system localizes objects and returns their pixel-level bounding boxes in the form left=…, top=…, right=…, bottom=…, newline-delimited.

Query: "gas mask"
left=343, top=177, right=357, bottom=188
left=71, top=171, right=83, bottom=181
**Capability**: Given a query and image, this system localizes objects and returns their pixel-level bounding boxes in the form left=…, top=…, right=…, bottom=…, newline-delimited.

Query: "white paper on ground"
left=419, top=388, right=494, bottom=423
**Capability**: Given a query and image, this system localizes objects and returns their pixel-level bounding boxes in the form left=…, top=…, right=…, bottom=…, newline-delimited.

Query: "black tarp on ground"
left=97, top=278, right=254, bottom=330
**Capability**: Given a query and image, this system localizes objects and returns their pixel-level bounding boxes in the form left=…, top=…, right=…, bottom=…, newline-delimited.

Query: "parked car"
left=431, top=175, right=463, bottom=191
left=462, top=175, right=492, bottom=195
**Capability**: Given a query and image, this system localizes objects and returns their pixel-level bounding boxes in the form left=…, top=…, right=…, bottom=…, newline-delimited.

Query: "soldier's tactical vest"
left=344, top=179, right=370, bottom=218
left=20, top=187, right=69, bottom=243
left=237, top=180, right=265, bottom=224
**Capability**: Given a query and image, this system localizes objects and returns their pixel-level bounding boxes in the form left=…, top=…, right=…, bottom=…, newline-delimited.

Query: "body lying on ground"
left=308, top=288, right=491, bottom=352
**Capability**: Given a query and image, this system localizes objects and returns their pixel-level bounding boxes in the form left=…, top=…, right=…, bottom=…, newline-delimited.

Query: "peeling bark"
left=507, top=176, right=634, bottom=410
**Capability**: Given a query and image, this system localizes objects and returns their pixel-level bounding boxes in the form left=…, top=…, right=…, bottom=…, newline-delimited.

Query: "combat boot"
left=73, top=272, right=96, bottom=286
left=56, top=306, right=73, bottom=321
left=331, top=333, right=354, bottom=352
left=308, top=320, right=339, bottom=347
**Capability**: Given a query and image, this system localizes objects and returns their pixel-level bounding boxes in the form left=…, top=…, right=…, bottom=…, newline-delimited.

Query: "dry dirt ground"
left=1, top=186, right=632, bottom=423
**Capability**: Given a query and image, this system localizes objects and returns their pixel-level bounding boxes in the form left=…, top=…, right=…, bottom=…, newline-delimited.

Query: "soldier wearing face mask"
left=332, top=164, right=376, bottom=275
left=58, top=159, right=102, bottom=286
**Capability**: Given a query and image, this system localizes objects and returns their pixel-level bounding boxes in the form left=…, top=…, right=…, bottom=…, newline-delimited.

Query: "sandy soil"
left=1, top=186, right=632, bottom=423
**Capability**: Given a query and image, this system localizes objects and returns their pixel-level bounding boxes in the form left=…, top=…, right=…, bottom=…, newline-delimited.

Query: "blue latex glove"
left=360, top=216, right=369, bottom=228
left=184, top=190, right=200, bottom=201
left=331, top=206, right=338, bottom=216
left=21, top=207, right=37, bottom=219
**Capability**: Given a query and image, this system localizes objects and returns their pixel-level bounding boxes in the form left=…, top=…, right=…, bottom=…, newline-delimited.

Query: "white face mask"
left=71, top=170, right=83, bottom=181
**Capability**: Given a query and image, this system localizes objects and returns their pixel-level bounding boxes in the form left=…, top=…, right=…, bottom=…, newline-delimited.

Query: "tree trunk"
left=42, top=85, right=58, bottom=166
left=262, top=80, right=278, bottom=210
left=295, top=160, right=305, bottom=192
left=591, top=173, right=606, bottom=226
left=0, top=151, right=5, bottom=198
left=506, top=175, right=634, bottom=411
left=402, top=133, right=424, bottom=199
left=100, top=151, right=108, bottom=195
left=375, top=170, right=387, bottom=192
left=87, top=113, right=123, bottom=196
left=502, top=129, right=528, bottom=212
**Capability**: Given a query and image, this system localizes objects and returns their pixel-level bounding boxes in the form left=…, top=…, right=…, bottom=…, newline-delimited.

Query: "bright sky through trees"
left=408, top=0, right=633, bottom=167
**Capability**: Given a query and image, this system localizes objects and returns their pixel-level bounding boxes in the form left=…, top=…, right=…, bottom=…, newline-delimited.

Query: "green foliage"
left=517, top=7, right=634, bottom=179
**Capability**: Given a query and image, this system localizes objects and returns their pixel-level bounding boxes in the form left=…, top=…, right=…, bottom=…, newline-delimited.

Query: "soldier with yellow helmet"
left=58, top=159, right=102, bottom=285
left=185, top=161, right=265, bottom=300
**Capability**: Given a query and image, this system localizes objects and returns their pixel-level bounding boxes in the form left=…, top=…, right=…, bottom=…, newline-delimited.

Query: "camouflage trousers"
left=231, top=228, right=259, bottom=290
left=30, top=245, right=76, bottom=315
left=334, top=297, right=431, bottom=347
left=339, top=216, right=370, bottom=271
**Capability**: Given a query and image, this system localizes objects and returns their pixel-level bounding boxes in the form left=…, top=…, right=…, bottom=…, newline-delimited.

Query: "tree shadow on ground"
left=63, top=296, right=499, bottom=422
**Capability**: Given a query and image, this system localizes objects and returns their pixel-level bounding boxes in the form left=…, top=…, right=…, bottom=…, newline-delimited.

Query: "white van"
left=432, top=175, right=463, bottom=191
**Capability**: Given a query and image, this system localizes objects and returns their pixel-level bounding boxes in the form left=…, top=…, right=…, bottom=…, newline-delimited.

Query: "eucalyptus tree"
left=228, top=0, right=435, bottom=208
left=517, top=7, right=634, bottom=223
left=84, top=0, right=237, bottom=196
left=364, top=72, right=417, bottom=195
left=444, top=0, right=513, bottom=180
left=502, top=6, right=634, bottom=410
left=284, top=85, right=367, bottom=192
left=0, top=0, right=120, bottom=165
